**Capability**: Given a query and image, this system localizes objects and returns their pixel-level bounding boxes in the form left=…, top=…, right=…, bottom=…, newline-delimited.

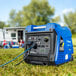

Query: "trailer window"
left=11, top=33, right=16, bottom=37
left=59, top=37, right=64, bottom=52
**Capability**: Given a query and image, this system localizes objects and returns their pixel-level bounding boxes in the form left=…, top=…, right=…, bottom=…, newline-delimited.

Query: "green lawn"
left=72, top=34, right=76, bottom=38
left=0, top=38, right=76, bottom=76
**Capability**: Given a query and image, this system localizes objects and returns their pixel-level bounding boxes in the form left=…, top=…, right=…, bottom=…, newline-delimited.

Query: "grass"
left=0, top=38, right=76, bottom=76
left=72, top=34, right=76, bottom=38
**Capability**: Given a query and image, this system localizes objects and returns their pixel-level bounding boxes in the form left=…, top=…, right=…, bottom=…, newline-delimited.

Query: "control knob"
left=44, top=37, right=49, bottom=42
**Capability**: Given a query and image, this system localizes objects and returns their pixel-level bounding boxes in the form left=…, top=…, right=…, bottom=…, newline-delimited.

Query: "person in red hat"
left=3, top=40, right=7, bottom=47
left=19, top=39, right=24, bottom=48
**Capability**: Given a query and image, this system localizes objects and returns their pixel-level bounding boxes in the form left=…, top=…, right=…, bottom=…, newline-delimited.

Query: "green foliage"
left=0, top=45, right=76, bottom=76
left=0, top=21, right=5, bottom=28
left=9, top=0, right=60, bottom=27
left=64, top=11, right=76, bottom=33
left=0, top=21, right=10, bottom=28
left=3, top=24, right=10, bottom=27
left=8, top=9, right=17, bottom=27
left=14, top=11, right=23, bottom=27
left=51, top=16, right=60, bottom=23
left=21, top=0, right=55, bottom=26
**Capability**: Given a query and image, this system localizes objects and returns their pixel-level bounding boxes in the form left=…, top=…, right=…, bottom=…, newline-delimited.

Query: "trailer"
left=0, top=29, right=4, bottom=42
left=3, top=27, right=26, bottom=42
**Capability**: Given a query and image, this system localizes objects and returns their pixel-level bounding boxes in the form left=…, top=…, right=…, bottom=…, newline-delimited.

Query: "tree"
left=8, top=9, right=17, bottom=27
left=64, top=11, right=76, bottom=33
left=9, top=0, right=60, bottom=27
left=0, top=21, right=5, bottom=28
left=51, top=16, right=60, bottom=23
left=0, top=21, right=10, bottom=28
left=4, top=24, right=10, bottom=27
left=22, top=0, right=55, bottom=26
left=14, top=11, right=23, bottom=27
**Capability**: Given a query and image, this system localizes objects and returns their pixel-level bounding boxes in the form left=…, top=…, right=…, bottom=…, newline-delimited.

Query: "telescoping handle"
left=33, top=26, right=46, bottom=29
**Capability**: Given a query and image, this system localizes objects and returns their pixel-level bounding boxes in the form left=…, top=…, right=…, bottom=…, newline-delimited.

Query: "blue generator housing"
left=24, top=23, right=74, bottom=65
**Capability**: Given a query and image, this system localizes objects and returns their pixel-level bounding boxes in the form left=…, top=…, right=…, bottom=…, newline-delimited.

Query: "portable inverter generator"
left=24, top=23, right=74, bottom=65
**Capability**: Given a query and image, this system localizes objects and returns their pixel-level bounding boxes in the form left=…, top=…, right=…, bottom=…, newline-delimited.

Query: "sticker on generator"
left=65, top=54, right=68, bottom=60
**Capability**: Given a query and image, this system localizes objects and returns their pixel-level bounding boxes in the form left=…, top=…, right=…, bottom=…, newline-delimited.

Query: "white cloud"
left=62, top=8, right=74, bottom=14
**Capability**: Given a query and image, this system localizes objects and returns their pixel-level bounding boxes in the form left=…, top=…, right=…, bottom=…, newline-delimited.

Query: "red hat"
left=4, top=40, right=6, bottom=42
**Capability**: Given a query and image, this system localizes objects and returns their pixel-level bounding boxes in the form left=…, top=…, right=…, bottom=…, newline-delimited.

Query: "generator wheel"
left=70, top=55, right=73, bottom=61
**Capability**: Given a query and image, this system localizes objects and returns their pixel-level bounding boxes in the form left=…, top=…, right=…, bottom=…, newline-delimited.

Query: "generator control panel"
left=28, top=35, right=50, bottom=55
left=24, top=31, right=57, bottom=64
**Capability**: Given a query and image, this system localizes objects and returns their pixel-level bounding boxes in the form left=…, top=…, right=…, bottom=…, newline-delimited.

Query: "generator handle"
left=33, top=26, right=46, bottom=29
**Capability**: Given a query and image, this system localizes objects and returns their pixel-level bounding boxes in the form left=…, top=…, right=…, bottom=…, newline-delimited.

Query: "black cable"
left=15, top=53, right=29, bottom=66
left=15, top=42, right=36, bottom=66
left=15, top=59, right=24, bottom=66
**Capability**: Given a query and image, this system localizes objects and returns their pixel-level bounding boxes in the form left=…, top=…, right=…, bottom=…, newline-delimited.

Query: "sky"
left=0, top=0, right=76, bottom=25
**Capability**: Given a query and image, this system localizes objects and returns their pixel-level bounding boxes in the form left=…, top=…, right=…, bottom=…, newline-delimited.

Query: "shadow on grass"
left=73, top=45, right=76, bottom=47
